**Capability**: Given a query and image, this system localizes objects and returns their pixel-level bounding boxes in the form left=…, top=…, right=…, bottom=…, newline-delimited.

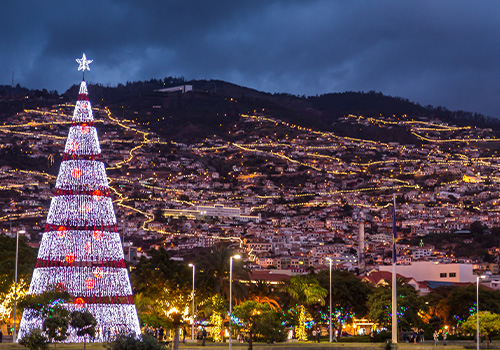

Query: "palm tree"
left=282, top=275, right=327, bottom=306
left=281, top=275, right=327, bottom=341
left=248, top=280, right=280, bottom=310
left=196, top=243, right=248, bottom=302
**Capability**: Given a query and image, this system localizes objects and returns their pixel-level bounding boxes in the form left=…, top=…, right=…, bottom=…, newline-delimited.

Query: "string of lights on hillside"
left=6, top=81, right=500, bottom=237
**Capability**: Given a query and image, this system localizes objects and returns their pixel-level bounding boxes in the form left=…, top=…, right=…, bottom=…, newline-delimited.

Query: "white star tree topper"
left=76, top=53, right=93, bottom=79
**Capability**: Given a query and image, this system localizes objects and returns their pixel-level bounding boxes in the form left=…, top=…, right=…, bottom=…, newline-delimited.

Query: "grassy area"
left=0, top=340, right=490, bottom=350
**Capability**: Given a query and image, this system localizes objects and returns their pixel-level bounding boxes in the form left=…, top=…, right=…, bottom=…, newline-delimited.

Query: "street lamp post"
left=13, top=229, right=24, bottom=343
left=189, top=264, right=196, bottom=341
left=229, top=254, right=241, bottom=350
left=477, top=275, right=486, bottom=350
left=327, top=257, right=333, bottom=342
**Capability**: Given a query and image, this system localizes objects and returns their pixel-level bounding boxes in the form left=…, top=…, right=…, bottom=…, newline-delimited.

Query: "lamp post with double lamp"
left=189, top=263, right=196, bottom=341
left=13, top=229, right=24, bottom=343
left=229, top=254, right=241, bottom=350
left=477, top=275, right=487, bottom=350
left=326, top=257, right=333, bottom=342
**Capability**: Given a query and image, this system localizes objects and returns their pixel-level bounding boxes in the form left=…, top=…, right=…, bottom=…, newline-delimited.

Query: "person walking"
left=443, top=332, right=447, bottom=346
left=201, top=327, right=207, bottom=346
left=316, top=328, right=321, bottom=343
left=433, top=331, right=439, bottom=346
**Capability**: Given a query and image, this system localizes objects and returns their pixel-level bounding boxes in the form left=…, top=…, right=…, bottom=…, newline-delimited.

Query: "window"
left=440, top=273, right=447, bottom=278
left=449, top=272, right=456, bottom=278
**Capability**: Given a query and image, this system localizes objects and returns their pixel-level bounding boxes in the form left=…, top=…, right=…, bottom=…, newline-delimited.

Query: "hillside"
left=2, top=78, right=499, bottom=144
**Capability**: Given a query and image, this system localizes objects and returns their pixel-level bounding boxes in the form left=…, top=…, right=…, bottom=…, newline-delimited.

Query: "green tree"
left=368, top=279, right=427, bottom=332
left=131, top=248, right=194, bottom=347
left=316, top=269, right=372, bottom=317
left=131, top=248, right=189, bottom=297
left=69, top=310, right=97, bottom=350
left=431, top=285, right=500, bottom=326
left=281, top=275, right=327, bottom=341
left=232, top=301, right=279, bottom=350
left=134, top=292, right=168, bottom=329
left=281, top=275, right=327, bottom=306
left=19, top=284, right=71, bottom=318
left=20, top=284, right=71, bottom=346
left=104, top=333, right=165, bottom=350
left=0, top=234, right=37, bottom=295
left=254, top=308, right=286, bottom=343
left=19, top=328, right=49, bottom=350
left=42, top=305, right=70, bottom=344
left=461, top=311, right=500, bottom=348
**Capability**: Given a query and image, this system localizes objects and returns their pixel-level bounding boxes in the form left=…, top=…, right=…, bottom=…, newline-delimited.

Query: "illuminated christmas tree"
left=18, top=54, right=141, bottom=342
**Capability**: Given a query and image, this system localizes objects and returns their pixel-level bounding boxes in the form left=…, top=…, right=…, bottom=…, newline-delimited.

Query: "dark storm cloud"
left=2, top=1, right=500, bottom=117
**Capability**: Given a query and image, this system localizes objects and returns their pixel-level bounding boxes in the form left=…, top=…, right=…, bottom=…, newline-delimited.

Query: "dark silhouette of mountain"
left=4, top=79, right=499, bottom=144
left=0, top=85, right=61, bottom=119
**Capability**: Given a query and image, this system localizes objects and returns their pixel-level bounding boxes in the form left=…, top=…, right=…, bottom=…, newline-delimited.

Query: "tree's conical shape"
left=18, top=70, right=141, bottom=341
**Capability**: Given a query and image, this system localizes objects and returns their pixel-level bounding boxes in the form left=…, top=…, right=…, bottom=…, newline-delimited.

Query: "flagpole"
left=392, top=194, right=398, bottom=344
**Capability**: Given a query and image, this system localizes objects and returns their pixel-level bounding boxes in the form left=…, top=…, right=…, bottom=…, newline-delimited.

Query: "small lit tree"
left=461, top=311, right=500, bottom=349
left=199, top=295, right=226, bottom=342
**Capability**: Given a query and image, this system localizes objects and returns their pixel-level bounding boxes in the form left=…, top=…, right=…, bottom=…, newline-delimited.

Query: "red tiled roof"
left=249, top=270, right=290, bottom=283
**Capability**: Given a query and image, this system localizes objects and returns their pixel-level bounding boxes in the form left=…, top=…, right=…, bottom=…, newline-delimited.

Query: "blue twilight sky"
left=2, top=1, right=500, bottom=118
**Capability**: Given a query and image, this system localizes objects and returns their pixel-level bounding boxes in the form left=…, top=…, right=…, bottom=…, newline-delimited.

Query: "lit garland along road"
left=231, top=137, right=420, bottom=184
left=8, top=104, right=500, bottom=224
left=100, top=107, right=166, bottom=231
left=98, top=109, right=205, bottom=232
left=104, top=107, right=150, bottom=171
left=345, top=114, right=500, bottom=143
left=0, top=129, right=67, bottom=140
left=232, top=142, right=323, bottom=172
left=249, top=184, right=419, bottom=213
left=107, top=182, right=155, bottom=231
left=345, top=114, right=473, bottom=131
left=238, top=114, right=500, bottom=177
left=411, top=131, right=500, bottom=143
left=0, top=109, right=104, bottom=140
left=240, top=114, right=395, bottom=150
left=0, top=210, right=48, bottom=223
left=8, top=105, right=158, bottom=230
left=193, top=114, right=500, bottom=177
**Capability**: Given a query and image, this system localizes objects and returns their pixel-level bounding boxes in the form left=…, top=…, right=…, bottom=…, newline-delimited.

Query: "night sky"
left=2, top=1, right=500, bottom=118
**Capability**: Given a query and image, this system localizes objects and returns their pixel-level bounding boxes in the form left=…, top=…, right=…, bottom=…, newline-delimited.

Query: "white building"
left=379, top=261, right=474, bottom=283
left=197, top=204, right=240, bottom=218
left=197, top=204, right=261, bottom=222
left=412, top=248, right=433, bottom=260
left=156, top=85, right=193, bottom=93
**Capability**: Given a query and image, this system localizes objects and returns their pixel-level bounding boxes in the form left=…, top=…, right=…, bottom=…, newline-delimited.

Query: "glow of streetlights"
left=189, top=263, right=195, bottom=341
left=326, top=257, right=333, bottom=342
left=13, top=229, right=25, bottom=343
left=229, top=254, right=241, bottom=350
left=477, top=275, right=487, bottom=350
